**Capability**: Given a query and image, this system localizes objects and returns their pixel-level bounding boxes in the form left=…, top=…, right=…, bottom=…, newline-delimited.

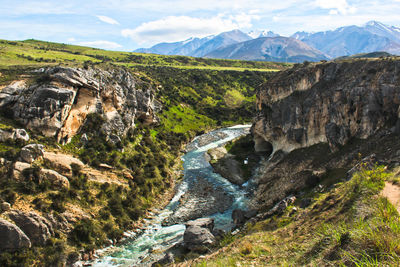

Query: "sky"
left=1, top=0, right=400, bottom=51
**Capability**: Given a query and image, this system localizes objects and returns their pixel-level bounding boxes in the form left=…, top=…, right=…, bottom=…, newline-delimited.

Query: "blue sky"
left=1, top=0, right=400, bottom=51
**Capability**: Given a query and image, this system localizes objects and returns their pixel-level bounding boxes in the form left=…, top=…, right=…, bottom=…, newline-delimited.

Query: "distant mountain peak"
left=248, top=30, right=279, bottom=39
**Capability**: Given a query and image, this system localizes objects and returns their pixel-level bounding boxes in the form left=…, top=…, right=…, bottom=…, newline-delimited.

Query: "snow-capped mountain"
left=205, top=36, right=329, bottom=63
left=134, top=30, right=251, bottom=57
left=291, top=21, right=400, bottom=58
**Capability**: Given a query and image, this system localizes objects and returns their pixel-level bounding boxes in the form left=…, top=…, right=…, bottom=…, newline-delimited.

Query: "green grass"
left=0, top=39, right=290, bottom=71
left=194, top=166, right=400, bottom=266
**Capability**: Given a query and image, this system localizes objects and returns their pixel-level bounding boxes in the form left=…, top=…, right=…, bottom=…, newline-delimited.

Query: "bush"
left=69, top=219, right=105, bottom=247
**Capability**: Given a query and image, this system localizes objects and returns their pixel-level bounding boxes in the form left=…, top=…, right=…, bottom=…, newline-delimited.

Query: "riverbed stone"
left=184, top=223, right=216, bottom=252
left=185, top=218, right=214, bottom=232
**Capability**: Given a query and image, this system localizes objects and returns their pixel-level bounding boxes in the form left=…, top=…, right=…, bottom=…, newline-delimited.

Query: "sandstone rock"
left=20, top=144, right=45, bottom=163
left=43, top=152, right=84, bottom=177
left=0, top=218, right=31, bottom=251
left=40, top=169, right=70, bottom=189
left=7, top=210, right=53, bottom=246
left=184, top=218, right=216, bottom=252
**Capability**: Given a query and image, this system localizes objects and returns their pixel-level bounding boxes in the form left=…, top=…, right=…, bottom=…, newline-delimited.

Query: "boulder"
left=20, top=144, right=45, bottom=163
left=11, top=161, right=31, bottom=181
left=184, top=226, right=216, bottom=253
left=184, top=218, right=216, bottom=252
left=210, top=154, right=245, bottom=185
left=13, top=129, right=30, bottom=142
left=0, top=218, right=31, bottom=251
left=40, top=169, right=70, bottom=189
left=7, top=210, right=53, bottom=246
left=43, top=152, right=84, bottom=177
left=185, top=218, right=214, bottom=231
left=0, top=128, right=29, bottom=142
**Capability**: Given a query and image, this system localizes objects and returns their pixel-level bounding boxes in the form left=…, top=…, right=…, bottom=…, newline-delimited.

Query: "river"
left=91, top=125, right=251, bottom=266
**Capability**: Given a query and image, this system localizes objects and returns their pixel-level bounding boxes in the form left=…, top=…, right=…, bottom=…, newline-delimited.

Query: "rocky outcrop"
left=7, top=210, right=53, bottom=246
left=0, top=218, right=31, bottom=251
left=183, top=218, right=216, bottom=252
left=11, top=161, right=31, bottom=181
left=251, top=59, right=400, bottom=211
left=20, top=144, right=45, bottom=163
left=43, top=152, right=84, bottom=177
left=253, top=60, right=400, bottom=154
left=0, top=128, right=29, bottom=143
left=0, top=67, right=160, bottom=144
left=209, top=152, right=245, bottom=185
left=11, top=161, right=69, bottom=189
left=40, top=169, right=70, bottom=189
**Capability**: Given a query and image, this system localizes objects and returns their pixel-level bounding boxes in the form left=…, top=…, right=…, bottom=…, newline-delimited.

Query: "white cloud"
left=121, top=14, right=257, bottom=45
left=77, top=40, right=122, bottom=49
left=315, top=0, right=356, bottom=15
left=96, top=15, right=119, bottom=25
left=67, top=37, right=76, bottom=42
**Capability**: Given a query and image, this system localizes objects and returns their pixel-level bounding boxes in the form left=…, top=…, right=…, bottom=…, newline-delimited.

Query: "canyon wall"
left=253, top=59, right=400, bottom=154
left=251, top=59, right=400, bottom=210
left=0, top=66, right=160, bottom=143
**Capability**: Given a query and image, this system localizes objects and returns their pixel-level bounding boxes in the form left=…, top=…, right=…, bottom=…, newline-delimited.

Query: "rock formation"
left=0, top=67, right=160, bottom=144
left=0, top=218, right=31, bottom=251
left=183, top=218, right=216, bottom=252
left=7, top=210, right=54, bottom=246
left=253, top=60, right=400, bottom=154
left=251, top=59, right=400, bottom=211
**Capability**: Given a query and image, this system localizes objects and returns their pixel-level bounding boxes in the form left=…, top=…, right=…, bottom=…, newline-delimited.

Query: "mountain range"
left=135, top=21, right=400, bottom=63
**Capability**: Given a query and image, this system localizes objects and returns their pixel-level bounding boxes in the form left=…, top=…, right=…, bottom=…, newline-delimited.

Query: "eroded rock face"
left=0, top=67, right=160, bottom=143
left=7, top=210, right=53, bottom=246
left=0, top=218, right=31, bottom=251
left=253, top=60, right=400, bottom=153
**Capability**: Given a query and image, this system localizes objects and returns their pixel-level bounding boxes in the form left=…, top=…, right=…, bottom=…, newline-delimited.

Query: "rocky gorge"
left=1, top=55, right=400, bottom=266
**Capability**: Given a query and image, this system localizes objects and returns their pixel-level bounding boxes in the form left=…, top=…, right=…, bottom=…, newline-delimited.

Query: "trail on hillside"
left=381, top=182, right=400, bottom=213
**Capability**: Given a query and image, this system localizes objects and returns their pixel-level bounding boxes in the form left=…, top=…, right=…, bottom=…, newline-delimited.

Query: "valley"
left=0, top=39, right=399, bottom=267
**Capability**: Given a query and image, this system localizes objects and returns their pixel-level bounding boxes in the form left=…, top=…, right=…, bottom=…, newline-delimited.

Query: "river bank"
left=89, top=125, right=251, bottom=266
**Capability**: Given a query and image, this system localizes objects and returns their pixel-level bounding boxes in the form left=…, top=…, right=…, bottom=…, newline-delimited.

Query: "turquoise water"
left=92, top=125, right=251, bottom=266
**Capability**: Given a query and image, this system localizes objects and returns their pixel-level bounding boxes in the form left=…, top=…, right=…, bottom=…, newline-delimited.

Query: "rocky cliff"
left=0, top=66, right=160, bottom=143
left=251, top=59, right=400, bottom=210
left=253, top=59, right=400, bottom=154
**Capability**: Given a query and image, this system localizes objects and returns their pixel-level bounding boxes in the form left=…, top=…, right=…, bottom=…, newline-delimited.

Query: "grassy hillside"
left=0, top=39, right=290, bottom=71
left=190, top=166, right=400, bottom=266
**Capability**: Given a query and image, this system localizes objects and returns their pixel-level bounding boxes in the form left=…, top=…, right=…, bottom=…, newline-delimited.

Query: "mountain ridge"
left=135, top=21, right=400, bottom=62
